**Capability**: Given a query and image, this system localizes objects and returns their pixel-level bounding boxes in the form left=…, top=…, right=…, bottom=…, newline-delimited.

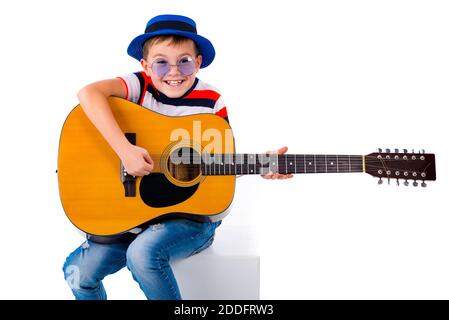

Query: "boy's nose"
left=166, top=64, right=181, bottom=76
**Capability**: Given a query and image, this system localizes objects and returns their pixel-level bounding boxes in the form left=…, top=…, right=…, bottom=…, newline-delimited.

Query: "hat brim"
left=127, top=30, right=215, bottom=68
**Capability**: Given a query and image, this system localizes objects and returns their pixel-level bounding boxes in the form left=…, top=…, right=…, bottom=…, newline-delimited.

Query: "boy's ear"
left=140, top=59, right=148, bottom=69
left=196, top=55, right=203, bottom=69
left=140, top=59, right=151, bottom=76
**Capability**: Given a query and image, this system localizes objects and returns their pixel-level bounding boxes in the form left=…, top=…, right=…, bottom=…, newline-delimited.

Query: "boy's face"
left=141, top=39, right=202, bottom=98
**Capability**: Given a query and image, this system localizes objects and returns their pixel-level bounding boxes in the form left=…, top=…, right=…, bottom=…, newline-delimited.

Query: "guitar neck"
left=200, top=154, right=364, bottom=176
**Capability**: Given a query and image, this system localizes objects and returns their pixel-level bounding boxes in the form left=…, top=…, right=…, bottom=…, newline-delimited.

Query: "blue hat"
left=127, top=14, right=215, bottom=68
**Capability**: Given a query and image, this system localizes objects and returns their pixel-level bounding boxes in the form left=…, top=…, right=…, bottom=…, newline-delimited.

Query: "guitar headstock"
left=364, top=149, right=436, bottom=187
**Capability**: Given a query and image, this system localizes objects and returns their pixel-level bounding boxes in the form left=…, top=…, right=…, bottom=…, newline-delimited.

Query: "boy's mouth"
left=164, top=80, right=184, bottom=87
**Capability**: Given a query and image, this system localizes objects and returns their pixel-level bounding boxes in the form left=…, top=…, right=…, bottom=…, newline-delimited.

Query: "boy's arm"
left=77, top=79, right=153, bottom=176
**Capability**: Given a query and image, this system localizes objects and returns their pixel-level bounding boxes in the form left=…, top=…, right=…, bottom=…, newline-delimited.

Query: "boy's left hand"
left=261, top=146, right=294, bottom=180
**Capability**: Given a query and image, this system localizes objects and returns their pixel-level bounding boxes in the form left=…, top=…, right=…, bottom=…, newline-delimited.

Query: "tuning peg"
left=403, top=149, right=408, bottom=153
left=413, top=181, right=418, bottom=187
left=378, top=148, right=382, bottom=153
left=386, top=148, right=391, bottom=153
left=404, top=180, right=409, bottom=186
left=378, top=178, right=383, bottom=185
left=395, top=148, right=399, bottom=153
left=421, top=149, right=425, bottom=154
left=412, top=149, right=415, bottom=153
left=387, top=177, right=391, bottom=185
left=396, top=179, right=400, bottom=186
left=421, top=181, right=427, bottom=188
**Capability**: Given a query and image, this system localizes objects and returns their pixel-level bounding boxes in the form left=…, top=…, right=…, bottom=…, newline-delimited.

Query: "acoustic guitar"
left=57, top=97, right=436, bottom=236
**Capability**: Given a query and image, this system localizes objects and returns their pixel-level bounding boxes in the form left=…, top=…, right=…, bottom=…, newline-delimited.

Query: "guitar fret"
left=202, top=153, right=207, bottom=175
left=222, top=154, right=226, bottom=175
left=284, top=154, right=287, bottom=174
left=215, top=155, right=219, bottom=175
left=336, top=155, right=339, bottom=172
left=230, top=155, right=233, bottom=175
left=294, top=154, right=298, bottom=173
left=224, top=154, right=228, bottom=175
left=325, top=154, right=328, bottom=173
left=301, top=154, right=305, bottom=173
left=253, top=154, right=255, bottom=174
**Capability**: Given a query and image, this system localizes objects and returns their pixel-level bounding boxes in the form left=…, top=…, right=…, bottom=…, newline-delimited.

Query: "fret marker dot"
left=330, top=162, right=334, bottom=165
left=289, top=162, right=293, bottom=165
left=309, top=162, right=312, bottom=165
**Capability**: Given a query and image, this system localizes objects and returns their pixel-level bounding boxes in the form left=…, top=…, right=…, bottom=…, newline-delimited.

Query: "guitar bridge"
left=120, top=133, right=136, bottom=197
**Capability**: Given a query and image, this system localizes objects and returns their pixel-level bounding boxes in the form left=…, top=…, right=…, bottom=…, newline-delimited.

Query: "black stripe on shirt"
left=134, top=72, right=146, bottom=105
left=145, top=78, right=215, bottom=109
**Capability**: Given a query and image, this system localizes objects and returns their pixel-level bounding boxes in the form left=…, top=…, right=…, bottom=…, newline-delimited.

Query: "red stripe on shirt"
left=185, top=90, right=221, bottom=101
left=139, top=82, right=149, bottom=105
left=140, top=71, right=159, bottom=97
left=140, top=71, right=152, bottom=83
left=215, top=106, right=228, bottom=118
left=117, top=77, right=128, bottom=100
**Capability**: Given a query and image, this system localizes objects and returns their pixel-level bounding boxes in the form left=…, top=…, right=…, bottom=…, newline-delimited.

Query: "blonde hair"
left=142, top=35, right=200, bottom=60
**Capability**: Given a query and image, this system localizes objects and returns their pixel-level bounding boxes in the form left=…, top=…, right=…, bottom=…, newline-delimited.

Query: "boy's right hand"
left=120, top=145, right=154, bottom=176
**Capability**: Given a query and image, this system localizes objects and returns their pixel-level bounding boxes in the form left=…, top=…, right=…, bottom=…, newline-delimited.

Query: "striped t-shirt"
left=118, top=71, right=229, bottom=123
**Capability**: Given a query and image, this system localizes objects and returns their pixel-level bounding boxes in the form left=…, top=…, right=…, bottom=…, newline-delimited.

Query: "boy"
left=63, top=14, right=292, bottom=300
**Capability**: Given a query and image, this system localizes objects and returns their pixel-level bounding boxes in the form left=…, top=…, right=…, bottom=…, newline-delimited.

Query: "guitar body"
left=58, top=97, right=235, bottom=236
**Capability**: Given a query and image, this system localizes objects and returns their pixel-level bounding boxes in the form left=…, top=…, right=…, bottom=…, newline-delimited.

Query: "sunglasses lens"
left=178, top=59, right=195, bottom=76
left=152, top=61, right=169, bottom=77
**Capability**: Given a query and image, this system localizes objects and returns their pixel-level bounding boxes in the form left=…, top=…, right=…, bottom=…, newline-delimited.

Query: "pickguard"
left=139, top=173, right=199, bottom=208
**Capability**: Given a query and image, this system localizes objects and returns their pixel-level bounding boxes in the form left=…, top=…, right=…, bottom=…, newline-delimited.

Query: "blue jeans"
left=63, top=219, right=221, bottom=300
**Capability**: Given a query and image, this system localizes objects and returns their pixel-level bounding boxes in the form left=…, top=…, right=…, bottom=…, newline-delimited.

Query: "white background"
left=0, top=0, right=448, bottom=299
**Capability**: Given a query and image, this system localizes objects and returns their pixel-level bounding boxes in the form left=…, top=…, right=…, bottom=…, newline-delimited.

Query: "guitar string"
left=158, top=153, right=428, bottom=160
left=164, top=164, right=429, bottom=176
left=163, top=159, right=429, bottom=169
left=145, top=153, right=430, bottom=175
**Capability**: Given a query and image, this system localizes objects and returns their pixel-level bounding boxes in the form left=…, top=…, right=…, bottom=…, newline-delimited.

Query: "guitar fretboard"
left=200, top=154, right=364, bottom=176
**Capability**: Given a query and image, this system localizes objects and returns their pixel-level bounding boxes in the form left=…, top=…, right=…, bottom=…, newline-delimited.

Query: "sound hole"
left=167, top=147, right=201, bottom=182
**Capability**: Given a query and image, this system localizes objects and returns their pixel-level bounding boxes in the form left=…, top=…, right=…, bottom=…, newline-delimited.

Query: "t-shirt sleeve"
left=213, top=95, right=230, bottom=124
left=117, top=72, right=145, bottom=104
